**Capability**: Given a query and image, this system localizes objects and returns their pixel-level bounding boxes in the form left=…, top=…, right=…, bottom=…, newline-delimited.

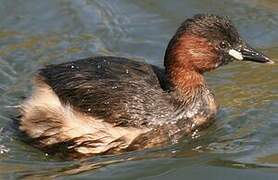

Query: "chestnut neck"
left=164, top=34, right=218, bottom=99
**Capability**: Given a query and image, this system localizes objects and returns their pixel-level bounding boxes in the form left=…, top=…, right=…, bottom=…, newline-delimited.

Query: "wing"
left=38, top=56, right=172, bottom=127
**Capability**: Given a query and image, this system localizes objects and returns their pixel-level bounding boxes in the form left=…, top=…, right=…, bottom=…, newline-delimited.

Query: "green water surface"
left=0, top=0, right=277, bottom=179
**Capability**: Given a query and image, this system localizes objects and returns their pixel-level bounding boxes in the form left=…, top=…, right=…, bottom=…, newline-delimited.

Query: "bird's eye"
left=219, top=41, right=228, bottom=49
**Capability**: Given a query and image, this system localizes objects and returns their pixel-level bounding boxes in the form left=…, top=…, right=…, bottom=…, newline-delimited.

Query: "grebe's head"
left=165, top=14, right=273, bottom=74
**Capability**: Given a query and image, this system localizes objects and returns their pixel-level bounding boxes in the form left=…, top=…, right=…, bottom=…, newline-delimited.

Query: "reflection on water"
left=0, top=0, right=277, bottom=179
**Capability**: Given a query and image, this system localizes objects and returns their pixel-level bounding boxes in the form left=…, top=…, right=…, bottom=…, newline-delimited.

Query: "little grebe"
left=19, top=14, right=273, bottom=158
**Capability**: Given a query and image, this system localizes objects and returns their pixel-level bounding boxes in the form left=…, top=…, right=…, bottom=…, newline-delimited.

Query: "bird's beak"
left=228, top=44, right=274, bottom=64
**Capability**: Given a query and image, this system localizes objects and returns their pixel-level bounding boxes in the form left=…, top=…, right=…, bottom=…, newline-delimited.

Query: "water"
left=0, top=0, right=277, bottom=179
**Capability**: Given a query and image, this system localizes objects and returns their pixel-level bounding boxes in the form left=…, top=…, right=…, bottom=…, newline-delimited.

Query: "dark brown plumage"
left=19, top=14, right=272, bottom=159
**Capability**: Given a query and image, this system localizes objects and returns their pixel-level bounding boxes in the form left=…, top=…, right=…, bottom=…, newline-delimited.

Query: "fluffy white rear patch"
left=20, top=76, right=150, bottom=155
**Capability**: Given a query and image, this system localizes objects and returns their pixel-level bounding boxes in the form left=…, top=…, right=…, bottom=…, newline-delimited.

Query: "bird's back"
left=19, top=57, right=178, bottom=158
left=39, top=56, right=173, bottom=127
